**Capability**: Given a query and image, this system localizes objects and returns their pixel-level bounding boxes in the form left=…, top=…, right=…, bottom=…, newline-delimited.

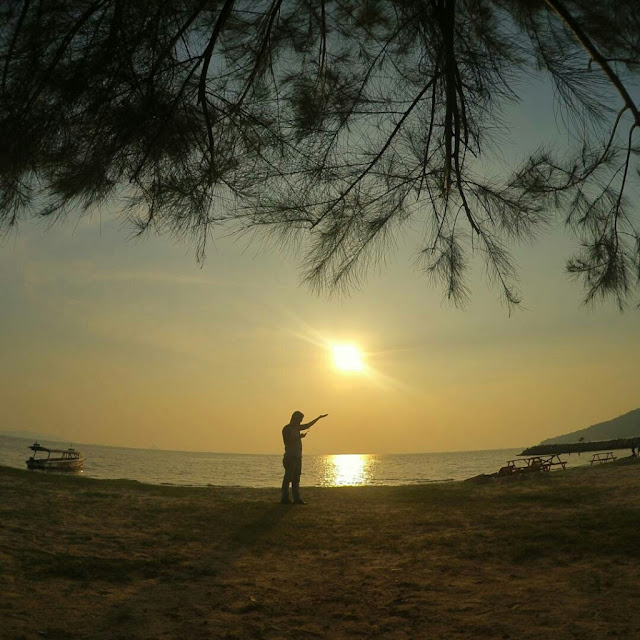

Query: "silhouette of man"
left=281, top=411, right=328, bottom=504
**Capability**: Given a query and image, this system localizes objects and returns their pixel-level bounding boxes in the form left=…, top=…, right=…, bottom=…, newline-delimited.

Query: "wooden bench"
left=499, top=454, right=567, bottom=476
left=539, top=454, right=567, bottom=471
left=589, top=452, right=616, bottom=465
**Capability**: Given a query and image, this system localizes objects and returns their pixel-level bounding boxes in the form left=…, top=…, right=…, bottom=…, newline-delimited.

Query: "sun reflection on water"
left=324, top=454, right=374, bottom=486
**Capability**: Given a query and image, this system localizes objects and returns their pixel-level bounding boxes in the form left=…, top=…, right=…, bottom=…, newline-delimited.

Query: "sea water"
left=0, top=435, right=608, bottom=488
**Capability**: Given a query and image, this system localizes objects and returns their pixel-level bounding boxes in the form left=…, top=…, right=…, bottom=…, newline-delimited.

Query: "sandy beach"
left=2, top=459, right=640, bottom=640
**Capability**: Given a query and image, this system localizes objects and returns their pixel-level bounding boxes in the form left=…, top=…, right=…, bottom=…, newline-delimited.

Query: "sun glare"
left=327, top=454, right=371, bottom=486
left=332, top=343, right=365, bottom=372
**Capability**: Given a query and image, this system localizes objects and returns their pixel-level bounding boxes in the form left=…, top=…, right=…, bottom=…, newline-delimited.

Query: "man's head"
left=290, top=411, right=304, bottom=425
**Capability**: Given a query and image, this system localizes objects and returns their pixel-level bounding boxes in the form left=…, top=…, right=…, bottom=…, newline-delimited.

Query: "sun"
left=331, top=343, right=365, bottom=372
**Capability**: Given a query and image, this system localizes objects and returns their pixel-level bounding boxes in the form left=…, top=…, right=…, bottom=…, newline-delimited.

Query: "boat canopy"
left=29, top=442, right=81, bottom=455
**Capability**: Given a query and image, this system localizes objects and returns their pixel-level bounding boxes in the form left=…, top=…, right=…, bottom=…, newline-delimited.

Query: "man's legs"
left=281, top=455, right=292, bottom=502
left=282, top=455, right=304, bottom=503
left=291, top=457, right=302, bottom=502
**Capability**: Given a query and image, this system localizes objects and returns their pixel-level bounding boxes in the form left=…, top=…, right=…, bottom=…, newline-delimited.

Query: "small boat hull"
left=26, top=457, right=85, bottom=472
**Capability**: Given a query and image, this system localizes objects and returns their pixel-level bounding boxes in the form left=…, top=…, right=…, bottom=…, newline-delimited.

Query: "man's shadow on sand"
left=96, top=501, right=296, bottom=634
left=229, top=502, right=293, bottom=548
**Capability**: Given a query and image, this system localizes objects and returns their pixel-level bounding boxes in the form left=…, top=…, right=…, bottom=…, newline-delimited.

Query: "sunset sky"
left=1, top=78, right=639, bottom=455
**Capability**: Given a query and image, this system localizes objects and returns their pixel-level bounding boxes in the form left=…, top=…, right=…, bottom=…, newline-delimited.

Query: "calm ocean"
left=0, top=435, right=600, bottom=488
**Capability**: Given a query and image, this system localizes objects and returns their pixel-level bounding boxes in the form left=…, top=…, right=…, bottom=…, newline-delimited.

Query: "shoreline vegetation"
left=521, top=438, right=640, bottom=456
left=2, top=460, right=640, bottom=640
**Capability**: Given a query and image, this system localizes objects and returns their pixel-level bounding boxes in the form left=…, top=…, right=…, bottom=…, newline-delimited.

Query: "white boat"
left=26, top=442, right=85, bottom=472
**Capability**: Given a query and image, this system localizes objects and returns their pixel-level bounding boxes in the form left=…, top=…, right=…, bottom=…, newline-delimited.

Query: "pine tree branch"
left=1, top=0, right=32, bottom=94
left=198, top=0, right=236, bottom=169
left=235, top=0, right=284, bottom=110
left=544, top=0, right=640, bottom=127
left=310, top=77, right=437, bottom=229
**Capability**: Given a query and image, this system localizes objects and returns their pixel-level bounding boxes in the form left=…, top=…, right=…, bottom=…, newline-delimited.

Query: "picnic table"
left=498, top=454, right=567, bottom=476
left=589, top=452, right=616, bottom=465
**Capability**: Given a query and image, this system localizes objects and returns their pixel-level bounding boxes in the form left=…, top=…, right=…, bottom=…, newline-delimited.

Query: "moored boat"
left=26, top=442, right=85, bottom=472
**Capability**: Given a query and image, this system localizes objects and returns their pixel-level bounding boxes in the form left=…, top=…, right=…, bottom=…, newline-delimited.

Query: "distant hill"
left=541, top=408, right=640, bottom=445
left=0, top=429, right=67, bottom=442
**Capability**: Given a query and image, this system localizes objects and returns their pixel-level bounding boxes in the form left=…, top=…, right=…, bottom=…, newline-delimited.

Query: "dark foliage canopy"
left=1, top=0, right=639, bottom=308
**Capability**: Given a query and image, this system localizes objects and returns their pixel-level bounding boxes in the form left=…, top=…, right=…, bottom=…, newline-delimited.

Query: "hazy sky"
left=1, top=78, right=638, bottom=455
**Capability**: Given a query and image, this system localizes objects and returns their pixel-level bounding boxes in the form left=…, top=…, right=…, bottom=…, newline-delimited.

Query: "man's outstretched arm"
left=300, top=414, right=328, bottom=430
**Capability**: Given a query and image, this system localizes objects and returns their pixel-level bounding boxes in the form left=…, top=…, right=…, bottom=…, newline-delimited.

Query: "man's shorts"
left=283, top=454, right=302, bottom=479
